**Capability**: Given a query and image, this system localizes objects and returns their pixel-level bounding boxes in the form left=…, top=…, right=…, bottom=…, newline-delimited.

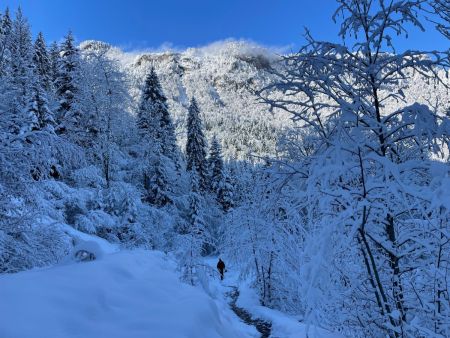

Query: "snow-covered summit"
left=80, top=39, right=449, bottom=161
left=80, top=40, right=288, bottom=160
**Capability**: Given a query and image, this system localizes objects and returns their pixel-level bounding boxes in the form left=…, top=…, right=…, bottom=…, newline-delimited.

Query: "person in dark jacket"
left=217, top=258, right=225, bottom=280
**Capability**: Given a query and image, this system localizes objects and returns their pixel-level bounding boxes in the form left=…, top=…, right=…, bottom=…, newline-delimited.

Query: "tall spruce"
left=137, top=67, right=178, bottom=162
left=186, top=97, right=208, bottom=190
left=180, top=169, right=212, bottom=285
left=1, top=7, right=34, bottom=135
left=137, top=67, right=178, bottom=206
left=48, top=41, right=60, bottom=86
left=0, top=8, right=12, bottom=76
left=144, top=152, right=172, bottom=207
left=9, top=7, right=33, bottom=109
left=207, top=135, right=224, bottom=192
left=25, top=78, right=55, bottom=132
left=55, top=31, right=80, bottom=135
left=217, top=172, right=234, bottom=212
left=32, top=32, right=51, bottom=91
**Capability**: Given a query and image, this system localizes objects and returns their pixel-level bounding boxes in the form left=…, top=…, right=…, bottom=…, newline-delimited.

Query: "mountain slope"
left=81, top=40, right=450, bottom=161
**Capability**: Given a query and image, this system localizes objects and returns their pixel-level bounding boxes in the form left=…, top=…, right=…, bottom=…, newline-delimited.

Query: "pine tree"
left=55, top=31, right=80, bottom=135
left=0, top=8, right=12, bottom=76
left=180, top=169, right=212, bottom=285
left=186, top=97, right=208, bottom=190
left=207, top=135, right=224, bottom=192
left=25, top=78, right=55, bottom=132
left=137, top=68, right=179, bottom=204
left=217, top=173, right=234, bottom=212
left=9, top=7, right=33, bottom=108
left=32, top=32, right=51, bottom=91
left=144, top=152, right=172, bottom=207
left=0, top=8, right=13, bottom=134
left=48, top=41, right=60, bottom=86
left=29, top=32, right=55, bottom=133
left=1, top=7, right=34, bottom=135
left=137, top=67, right=178, bottom=162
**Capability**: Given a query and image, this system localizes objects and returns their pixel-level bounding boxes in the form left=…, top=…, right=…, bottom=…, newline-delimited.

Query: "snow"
left=203, top=257, right=343, bottom=338
left=61, top=223, right=120, bottom=257
left=0, top=250, right=253, bottom=338
left=236, top=284, right=342, bottom=338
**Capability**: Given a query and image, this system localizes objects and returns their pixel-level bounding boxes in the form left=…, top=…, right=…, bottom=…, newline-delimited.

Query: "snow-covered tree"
left=28, top=32, right=55, bottom=132
left=223, top=166, right=303, bottom=311
left=186, top=97, right=208, bottom=190
left=258, top=0, right=450, bottom=336
left=136, top=67, right=179, bottom=204
left=137, top=67, right=178, bottom=162
left=217, top=171, right=234, bottom=212
left=77, top=41, right=131, bottom=185
left=48, top=41, right=60, bottom=86
left=178, top=170, right=212, bottom=285
left=207, top=135, right=224, bottom=192
left=32, top=32, right=51, bottom=91
left=429, top=0, right=450, bottom=39
left=143, top=151, right=172, bottom=207
left=55, top=31, right=81, bottom=137
left=9, top=7, right=33, bottom=112
left=0, top=7, right=12, bottom=77
left=25, top=78, right=54, bottom=132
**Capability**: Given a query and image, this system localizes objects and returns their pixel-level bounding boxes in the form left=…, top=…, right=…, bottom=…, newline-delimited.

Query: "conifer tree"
left=207, top=135, right=224, bottom=192
left=25, top=78, right=55, bottom=132
left=144, top=151, right=172, bottom=207
left=0, top=8, right=12, bottom=76
left=137, top=68, right=178, bottom=204
left=9, top=7, right=33, bottom=108
left=180, top=169, right=212, bottom=285
left=137, top=67, right=178, bottom=162
left=217, top=173, right=234, bottom=212
left=0, top=9, right=13, bottom=134
left=1, top=7, right=34, bottom=135
left=186, top=97, right=208, bottom=190
left=55, top=31, right=80, bottom=135
left=48, top=41, right=60, bottom=86
left=33, top=32, right=51, bottom=91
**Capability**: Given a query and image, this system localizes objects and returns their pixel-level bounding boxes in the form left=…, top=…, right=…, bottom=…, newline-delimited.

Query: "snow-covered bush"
left=71, top=166, right=106, bottom=188
left=0, top=224, right=72, bottom=273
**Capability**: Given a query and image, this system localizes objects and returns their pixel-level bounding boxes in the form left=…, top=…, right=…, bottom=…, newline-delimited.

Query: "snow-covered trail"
left=202, top=257, right=271, bottom=337
left=0, top=249, right=254, bottom=338
left=0, top=233, right=341, bottom=338
left=227, top=287, right=272, bottom=338
left=203, top=257, right=343, bottom=338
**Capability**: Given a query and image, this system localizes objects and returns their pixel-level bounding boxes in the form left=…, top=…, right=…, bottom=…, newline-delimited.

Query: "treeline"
left=0, top=7, right=235, bottom=280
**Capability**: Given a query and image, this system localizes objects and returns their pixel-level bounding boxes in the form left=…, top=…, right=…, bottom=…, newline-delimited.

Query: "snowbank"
left=0, top=250, right=253, bottom=338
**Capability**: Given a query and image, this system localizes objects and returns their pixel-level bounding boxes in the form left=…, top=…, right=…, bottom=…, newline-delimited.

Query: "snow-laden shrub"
left=71, top=165, right=106, bottom=188
left=74, top=211, right=110, bottom=234
left=0, top=224, right=72, bottom=273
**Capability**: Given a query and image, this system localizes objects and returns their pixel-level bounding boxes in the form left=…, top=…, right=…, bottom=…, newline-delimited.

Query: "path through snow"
left=227, top=287, right=272, bottom=338
left=203, top=257, right=343, bottom=338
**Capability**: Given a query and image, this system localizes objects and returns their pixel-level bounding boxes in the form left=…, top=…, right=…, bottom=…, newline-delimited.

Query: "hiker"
left=217, top=258, right=225, bottom=280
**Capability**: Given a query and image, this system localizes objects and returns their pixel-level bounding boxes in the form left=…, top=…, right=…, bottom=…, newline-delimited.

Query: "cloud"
left=119, top=38, right=292, bottom=59
left=119, top=41, right=185, bottom=54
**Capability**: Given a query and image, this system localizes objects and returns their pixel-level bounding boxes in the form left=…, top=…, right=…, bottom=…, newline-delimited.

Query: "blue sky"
left=1, top=0, right=447, bottom=52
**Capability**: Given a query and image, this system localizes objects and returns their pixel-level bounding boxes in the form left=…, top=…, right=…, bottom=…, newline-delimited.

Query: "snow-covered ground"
left=0, top=228, right=341, bottom=338
left=203, top=257, right=342, bottom=338
left=0, top=247, right=253, bottom=338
